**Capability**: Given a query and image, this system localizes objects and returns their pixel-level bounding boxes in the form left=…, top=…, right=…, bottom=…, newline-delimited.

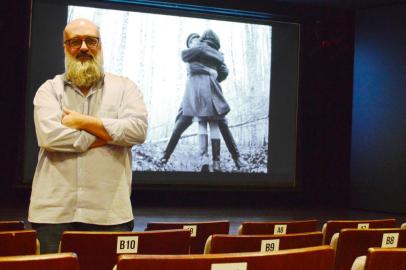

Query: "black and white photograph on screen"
left=69, top=6, right=271, bottom=173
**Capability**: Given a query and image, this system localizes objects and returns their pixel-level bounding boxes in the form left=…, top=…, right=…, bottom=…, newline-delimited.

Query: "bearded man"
left=28, top=18, right=148, bottom=253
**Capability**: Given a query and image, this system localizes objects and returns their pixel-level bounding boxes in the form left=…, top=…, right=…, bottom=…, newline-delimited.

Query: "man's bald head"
left=64, top=18, right=100, bottom=42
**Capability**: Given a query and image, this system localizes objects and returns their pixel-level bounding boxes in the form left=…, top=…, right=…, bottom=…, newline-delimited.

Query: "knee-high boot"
left=211, top=139, right=221, bottom=172
left=161, top=116, right=193, bottom=163
left=199, top=134, right=209, bottom=172
left=218, top=119, right=247, bottom=169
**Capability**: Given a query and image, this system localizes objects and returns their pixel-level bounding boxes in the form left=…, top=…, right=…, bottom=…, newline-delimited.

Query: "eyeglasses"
left=64, top=36, right=100, bottom=49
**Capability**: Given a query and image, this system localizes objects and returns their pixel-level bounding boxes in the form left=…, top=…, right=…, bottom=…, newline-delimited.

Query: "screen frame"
left=19, top=0, right=301, bottom=192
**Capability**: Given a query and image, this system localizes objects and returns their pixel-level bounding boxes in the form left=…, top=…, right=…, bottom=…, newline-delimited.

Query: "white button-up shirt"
left=28, top=73, right=148, bottom=225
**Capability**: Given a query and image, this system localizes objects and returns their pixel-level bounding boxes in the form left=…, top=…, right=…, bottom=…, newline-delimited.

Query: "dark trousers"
left=31, top=220, right=134, bottom=254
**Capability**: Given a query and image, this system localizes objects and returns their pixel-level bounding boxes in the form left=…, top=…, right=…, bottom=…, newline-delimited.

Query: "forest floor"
left=132, top=142, right=268, bottom=173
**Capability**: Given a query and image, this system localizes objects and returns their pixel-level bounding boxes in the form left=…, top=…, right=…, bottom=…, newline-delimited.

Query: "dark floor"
left=1, top=201, right=405, bottom=234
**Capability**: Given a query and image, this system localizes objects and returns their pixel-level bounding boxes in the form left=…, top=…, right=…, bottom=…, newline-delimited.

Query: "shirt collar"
left=63, top=73, right=105, bottom=95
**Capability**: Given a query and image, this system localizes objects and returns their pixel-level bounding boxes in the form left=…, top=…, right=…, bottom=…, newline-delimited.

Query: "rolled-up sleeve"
left=101, top=80, right=148, bottom=147
left=34, top=81, right=96, bottom=153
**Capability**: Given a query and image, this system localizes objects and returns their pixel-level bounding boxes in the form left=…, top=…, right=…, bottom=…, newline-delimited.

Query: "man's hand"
left=62, top=107, right=85, bottom=129
left=90, top=138, right=108, bottom=149
left=61, top=107, right=112, bottom=142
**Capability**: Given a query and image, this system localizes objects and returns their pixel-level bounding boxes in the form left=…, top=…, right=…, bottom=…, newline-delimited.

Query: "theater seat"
left=0, top=220, right=25, bottom=231
left=332, top=228, right=406, bottom=270
left=0, top=230, right=39, bottom=256
left=204, top=232, right=323, bottom=254
left=0, top=252, right=78, bottom=270
left=145, top=220, right=229, bottom=253
left=116, top=245, right=334, bottom=270
left=321, top=219, right=396, bottom=244
left=238, top=220, right=318, bottom=235
left=60, top=229, right=191, bottom=270
left=351, top=255, right=367, bottom=270
left=351, top=247, right=406, bottom=270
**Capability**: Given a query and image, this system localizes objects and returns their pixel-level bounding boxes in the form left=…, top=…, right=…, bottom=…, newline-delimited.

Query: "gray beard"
left=65, top=53, right=104, bottom=88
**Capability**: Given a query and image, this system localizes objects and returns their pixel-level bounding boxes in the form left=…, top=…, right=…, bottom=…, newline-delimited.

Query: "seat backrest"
left=0, top=230, right=37, bottom=256
left=60, top=229, right=190, bottom=270
left=145, top=220, right=229, bottom=253
left=0, top=252, right=78, bottom=270
left=0, top=221, right=25, bottom=231
left=322, top=218, right=396, bottom=244
left=117, top=245, right=335, bottom=270
left=238, top=220, right=318, bottom=235
left=205, top=232, right=323, bottom=254
left=364, top=247, right=406, bottom=270
left=401, top=223, right=406, bottom=229
left=334, top=228, right=406, bottom=270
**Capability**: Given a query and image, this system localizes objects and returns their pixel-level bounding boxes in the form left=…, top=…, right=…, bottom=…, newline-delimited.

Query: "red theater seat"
left=0, top=221, right=25, bottom=231
left=238, top=220, right=318, bottom=235
left=60, top=229, right=191, bottom=270
left=0, top=230, right=38, bottom=256
left=145, top=220, right=229, bottom=253
left=0, top=252, right=78, bottom=270
left=116, top=245, right=335, bottom=270
left=333, top=228, right=406, bottom=270
left=322, top=218, right=396, bottom=244
left=205, top=232, right=323, bottom=254
left=355, top=247, right=406, bottom=270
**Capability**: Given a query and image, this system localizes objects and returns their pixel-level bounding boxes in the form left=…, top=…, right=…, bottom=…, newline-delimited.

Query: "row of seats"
left=2, top=218, right=403, bottom=254
left=0, top=219, right=405, bottom=270
left=146, top=218, right=404, bottom=252
left=0, top=246, right=334, bottom=270
left=1, top=246, right=406, bottom=270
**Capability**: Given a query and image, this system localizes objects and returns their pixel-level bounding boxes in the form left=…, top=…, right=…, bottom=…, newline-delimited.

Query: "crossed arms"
left=61, top=107, right=111, bottom=148
left=34, top=78, right=148, bottom=153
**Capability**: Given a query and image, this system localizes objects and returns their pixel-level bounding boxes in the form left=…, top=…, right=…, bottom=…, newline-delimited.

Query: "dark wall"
left=350, top=3, right=406, bottom=213
left=0, top=0, right=354, bottom=207
left=298, top=9, right=354, bottom=205
left=0, top=1, right=31, bottom=201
